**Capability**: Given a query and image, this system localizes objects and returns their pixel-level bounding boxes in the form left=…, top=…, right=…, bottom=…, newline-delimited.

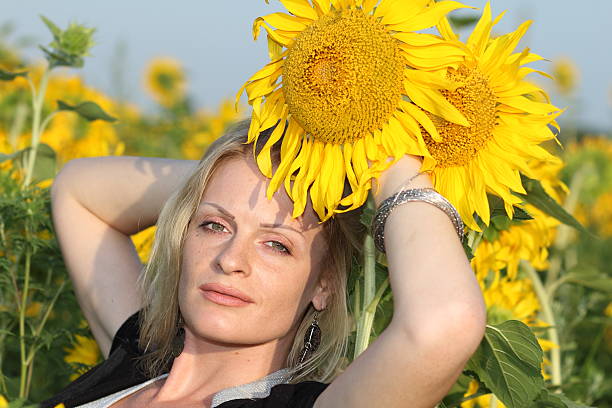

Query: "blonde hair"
left=138, top=119, right=365, bottom=383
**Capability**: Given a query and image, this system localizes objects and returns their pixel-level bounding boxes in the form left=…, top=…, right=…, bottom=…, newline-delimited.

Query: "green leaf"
left=564, top=273, right=612, bottom=293
left=14, top=143, right=57, bottom=183
left=513, top=176, right=589, bottom=235
left=461, top=236, right=475, bottom=261
left=0, top=68, right=27, bottom=81
left=57, top=100, right=117, bottom=122
left=488, top=194, right=534, bottom=221
left=40, top=15, right=62, bottom=41
left=465, top=320, right=545, bottom=408
left=530, top=388, right=597, bottom=408
left=360, top=205, right=374, bottom=229
left=39, top=45, right=84, bottom=69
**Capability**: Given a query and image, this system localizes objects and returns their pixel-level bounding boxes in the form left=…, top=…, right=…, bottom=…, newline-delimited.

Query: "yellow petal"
left=466, top=1, right=492, bottom=56
left=389, top=1, right=472, bottom=32
left=253, top=18, right=295, bottom=45
left=311, top=0, right=331, bottom=15
left=260, top=12, right=310, bottom=31
left=377, top=0, right=429, bottom=26
left=258, top=106, right=288, bottom=178
left=362, top=0, right=378, bottom=14
left=399, top=100, right=441, bottom=141
left=403, top=80, right=469, bottom=126
left=437, top=16, right=458, bottom=41
left=268, top=119, right=303, bottom=198
left=498, top=96, right=559, bottom=115
left=405, top=69, right=460, bottom=90
left=279, top=0, right=318, bottom=20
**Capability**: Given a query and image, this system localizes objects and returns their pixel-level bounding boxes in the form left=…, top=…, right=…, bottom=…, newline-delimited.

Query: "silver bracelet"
left=371, top=188, right=465, bottom=253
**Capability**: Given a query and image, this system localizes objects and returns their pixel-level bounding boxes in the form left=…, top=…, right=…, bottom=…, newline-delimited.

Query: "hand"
left=371, top=154, right=434, bottom=207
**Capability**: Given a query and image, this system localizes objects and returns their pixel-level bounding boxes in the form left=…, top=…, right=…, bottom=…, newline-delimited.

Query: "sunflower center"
left=423, top=65, right=497, bottom=167
left=282, top=9, right=404, bottom=144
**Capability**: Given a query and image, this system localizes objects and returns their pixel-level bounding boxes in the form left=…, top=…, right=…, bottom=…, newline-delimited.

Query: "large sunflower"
left=423, top=2, right=563, bottom=230
left=239, top=0, right=472, bottom=220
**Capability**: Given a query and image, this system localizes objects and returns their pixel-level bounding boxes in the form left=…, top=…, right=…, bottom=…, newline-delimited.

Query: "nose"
left=214, top=234, right=251, bottom=277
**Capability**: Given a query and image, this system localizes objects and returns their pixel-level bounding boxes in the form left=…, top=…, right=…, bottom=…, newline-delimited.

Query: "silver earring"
left=298, top=310, right=321, bottom=365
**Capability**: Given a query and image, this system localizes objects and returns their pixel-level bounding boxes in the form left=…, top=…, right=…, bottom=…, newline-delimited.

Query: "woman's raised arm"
left=314, top=154, right=487, bottom=408
left=50, top=156, right=198, bottom=357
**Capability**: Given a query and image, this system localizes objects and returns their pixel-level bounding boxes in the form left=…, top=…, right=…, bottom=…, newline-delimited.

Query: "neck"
left=150, top=325, right=295, bottom=404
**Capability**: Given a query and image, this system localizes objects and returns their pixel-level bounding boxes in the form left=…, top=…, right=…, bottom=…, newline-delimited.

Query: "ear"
left=311, top=273, right=332, bottom=311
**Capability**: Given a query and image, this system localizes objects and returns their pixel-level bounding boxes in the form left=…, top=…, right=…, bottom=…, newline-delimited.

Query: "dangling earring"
left=298, top=309, right=322, bottom=365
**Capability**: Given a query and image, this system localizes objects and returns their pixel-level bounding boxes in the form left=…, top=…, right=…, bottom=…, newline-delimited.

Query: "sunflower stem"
left=354, top=196, right=377, bottom=359
left=545, top=162, right=591, bottom=289
left=522, top=260, right=562, bottom=388
left=24, top=68, right=50, bottom=187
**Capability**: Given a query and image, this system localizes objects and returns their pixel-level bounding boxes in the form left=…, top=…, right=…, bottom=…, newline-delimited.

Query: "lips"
left=199, top=283, right=253, bottom=307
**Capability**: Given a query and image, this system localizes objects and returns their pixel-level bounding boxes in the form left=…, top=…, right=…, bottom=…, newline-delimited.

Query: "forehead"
left=199, top=155, right=321, bottom=232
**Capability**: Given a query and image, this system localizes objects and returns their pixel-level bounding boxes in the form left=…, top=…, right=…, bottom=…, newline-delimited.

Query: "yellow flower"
left=0, top=394, right=7, bottom=408
left=64, top=334, right=101, bottom=380
left=473, top=212, right=558, bottom=280
left=25, top=301, right=43, bottom=317
left=552, top=57, right=579, bottom=95
left=181, top=99, right=244, bottom=160
left=239, top=0, right=472, bottom=220
left=144, top=57, right=187, bottom=107
left=131, top=226, right=157, bottom=264
left=430, top=3, right=563, bottom=230
left=591, top=192, right=612, bottom=237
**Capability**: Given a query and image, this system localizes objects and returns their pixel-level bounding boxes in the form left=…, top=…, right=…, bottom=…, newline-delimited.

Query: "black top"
left=40, top=312, right=329, bottom=408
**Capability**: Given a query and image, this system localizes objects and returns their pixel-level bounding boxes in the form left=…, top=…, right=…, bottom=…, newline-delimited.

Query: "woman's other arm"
left=50, top=156, right=198, bottom=357
left=315, top=155, right=487, bottom=408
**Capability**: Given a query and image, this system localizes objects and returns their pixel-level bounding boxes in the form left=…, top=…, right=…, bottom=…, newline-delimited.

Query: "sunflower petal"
left=311, top=0, right=331, bottom=15
left=279, top=0, right=318, bottom=20
left=268, top=118, right=303, bottom=197
left=258, top=106, right=288, bottom=178
left=400, top=100, right=441, bottom=141
left=389, top=1, right=473, bottom=32
left=377, top=0, right=429, bottom=25
left=404, top=80, right=469, bottom=126
left=466, top=1, right=492, bottom=55
left=260, top=12, right=310, bottom=31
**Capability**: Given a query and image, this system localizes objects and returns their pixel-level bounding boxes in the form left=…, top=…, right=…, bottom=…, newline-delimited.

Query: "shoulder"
left=217, top=381, right=330, bottom=408
left=39, top=311, right=149, bottom=408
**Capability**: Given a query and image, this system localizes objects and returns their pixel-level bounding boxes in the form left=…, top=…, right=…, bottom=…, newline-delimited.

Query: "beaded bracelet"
left=371, top=188, right=465, bottom=253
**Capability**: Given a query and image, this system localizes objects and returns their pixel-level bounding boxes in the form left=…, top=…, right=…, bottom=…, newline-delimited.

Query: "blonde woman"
left=43, top=121, right=486, bottom=408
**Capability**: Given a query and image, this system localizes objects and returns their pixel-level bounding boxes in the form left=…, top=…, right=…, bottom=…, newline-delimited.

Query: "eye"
left=265, top=240, right=291, bottom=255
left=200, top=221, right=229, bottom=234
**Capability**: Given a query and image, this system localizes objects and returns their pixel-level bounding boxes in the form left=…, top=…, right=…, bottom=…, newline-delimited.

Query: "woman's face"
left=178, top=155, right=330, bottom=348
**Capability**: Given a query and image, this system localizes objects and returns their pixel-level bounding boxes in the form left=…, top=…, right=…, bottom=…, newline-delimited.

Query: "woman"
left=43, top=121, right=486, bottom=408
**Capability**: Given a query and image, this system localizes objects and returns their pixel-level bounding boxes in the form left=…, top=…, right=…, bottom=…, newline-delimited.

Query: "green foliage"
left=514, top=175, right=589, bottom=235
left=0, top=167, right=86, bottom=402
left=0, top=69, right=27, bottom=81
left=57, top=100, right=117, bottom=122
left=465, top=321, right=545, bottom=407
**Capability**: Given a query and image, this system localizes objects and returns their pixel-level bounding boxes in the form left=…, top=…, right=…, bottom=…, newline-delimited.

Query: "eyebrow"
left=200, top=202, right=235, bottom=220
left=199, top=202, right=304, bottom=236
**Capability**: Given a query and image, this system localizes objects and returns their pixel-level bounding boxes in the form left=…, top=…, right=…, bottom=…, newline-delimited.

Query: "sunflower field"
left=0, top=4, right=611, bottom=408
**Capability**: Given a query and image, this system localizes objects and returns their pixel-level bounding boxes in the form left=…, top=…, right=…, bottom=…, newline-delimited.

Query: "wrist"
left=372, top=155, right=433, bottom=207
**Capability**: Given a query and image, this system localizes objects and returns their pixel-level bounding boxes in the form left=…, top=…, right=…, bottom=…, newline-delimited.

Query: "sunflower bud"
left=39, top=15, right=96, bottom=69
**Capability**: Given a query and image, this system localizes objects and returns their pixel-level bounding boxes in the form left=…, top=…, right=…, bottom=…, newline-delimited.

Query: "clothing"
left=40, top=312, right=329, bottom=408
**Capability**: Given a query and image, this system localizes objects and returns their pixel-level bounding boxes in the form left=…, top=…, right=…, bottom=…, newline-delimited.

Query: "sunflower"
left=64, top=334, right=101, bottom=380
left=418, top=2, right=563, bottom=230
left=239, top=0, right=473, bottom=220
left=144, top=57, right=187, bottom=107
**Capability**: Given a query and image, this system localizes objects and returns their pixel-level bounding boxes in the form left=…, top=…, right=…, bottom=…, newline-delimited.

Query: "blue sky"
left=4, top=1, right=611, bottom=132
